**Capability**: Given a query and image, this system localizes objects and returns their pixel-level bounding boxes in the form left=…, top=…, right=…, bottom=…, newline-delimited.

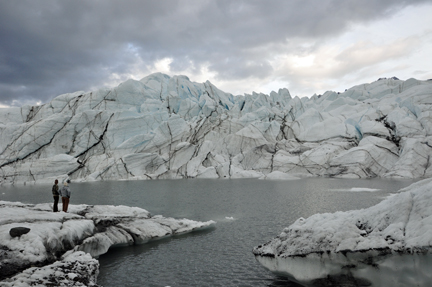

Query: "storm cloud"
left=0, top=0, right=431, bottom=106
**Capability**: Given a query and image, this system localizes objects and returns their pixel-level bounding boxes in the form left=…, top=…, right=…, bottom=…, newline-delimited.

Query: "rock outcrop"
left=1, top=74, right=431, bottom=184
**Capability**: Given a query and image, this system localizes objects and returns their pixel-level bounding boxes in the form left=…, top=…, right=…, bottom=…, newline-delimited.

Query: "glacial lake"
left=0, top=178, right=418, bottom=286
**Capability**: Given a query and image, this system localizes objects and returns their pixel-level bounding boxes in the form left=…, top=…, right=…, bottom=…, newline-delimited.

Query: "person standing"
left=52, top=179, right=60, bottom=212
left=61, top=179, right=71, bottom=212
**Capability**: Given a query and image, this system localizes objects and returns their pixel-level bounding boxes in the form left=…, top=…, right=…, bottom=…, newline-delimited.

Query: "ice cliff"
left=0, top=201, right=214, bottom=286
left=253, top=178, right=432, bottom=286
left=1, top=73, right=431, bottom=184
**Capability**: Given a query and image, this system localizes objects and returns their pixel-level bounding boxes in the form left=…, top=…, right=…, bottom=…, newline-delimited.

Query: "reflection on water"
left=1, top=178, right=417, bottom=286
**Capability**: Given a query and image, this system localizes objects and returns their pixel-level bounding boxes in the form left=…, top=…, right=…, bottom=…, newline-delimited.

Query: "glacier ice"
left=1, top=74, right=432, bottom=184
left=0, top=200, right=215, bottom=285
left=1, top=251, right=100, bottom=287
left=253, top=178, right=432, bottom=286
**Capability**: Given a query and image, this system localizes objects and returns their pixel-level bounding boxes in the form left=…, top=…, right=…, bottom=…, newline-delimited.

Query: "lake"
left=0, top=178, right=417, bottom=286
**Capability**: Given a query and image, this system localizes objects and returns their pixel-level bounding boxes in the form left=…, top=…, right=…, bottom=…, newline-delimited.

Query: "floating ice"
left=349, top=187, right=381, bottom=192
left=330, top=187, right=381, bottom=192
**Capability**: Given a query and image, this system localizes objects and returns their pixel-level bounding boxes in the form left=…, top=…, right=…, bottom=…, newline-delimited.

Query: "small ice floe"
left=225, top=216, right=235, bottom=220
left=350, top=187, right=381, bottom=192
left=330, top=187, right=381, bottom=192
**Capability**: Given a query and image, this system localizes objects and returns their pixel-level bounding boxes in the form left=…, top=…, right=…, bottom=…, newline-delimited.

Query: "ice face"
left=1, top=74, right=431, bottom=184
left=253, top=178, right=432, bottom=286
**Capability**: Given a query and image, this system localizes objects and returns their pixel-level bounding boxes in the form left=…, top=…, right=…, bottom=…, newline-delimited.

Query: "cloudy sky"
left=1, top=0, right=431, bottom=108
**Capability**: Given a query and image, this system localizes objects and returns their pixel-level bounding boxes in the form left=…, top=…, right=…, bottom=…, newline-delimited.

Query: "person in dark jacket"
left=52, top=179, right=60, bottom=212
left=60, top=179, right=71, bottom=212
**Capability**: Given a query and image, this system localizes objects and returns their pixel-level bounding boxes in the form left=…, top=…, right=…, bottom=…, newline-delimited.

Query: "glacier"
left=253, top=178, right=432, bottom=286
left=0, top=201, right=215, bottom=286
left=0, top=73, right=431, bottom=184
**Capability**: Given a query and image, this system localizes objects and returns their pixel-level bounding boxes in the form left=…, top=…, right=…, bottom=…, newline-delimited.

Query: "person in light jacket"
left=60, top=179, right=71, bottom=212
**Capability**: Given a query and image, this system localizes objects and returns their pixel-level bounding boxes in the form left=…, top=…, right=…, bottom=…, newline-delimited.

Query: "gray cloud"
left=0, top=0, right=430, bottom=106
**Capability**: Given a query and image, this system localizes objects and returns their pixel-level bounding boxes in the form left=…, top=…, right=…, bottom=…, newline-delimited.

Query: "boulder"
left=9, top=227, right=30, bottom=238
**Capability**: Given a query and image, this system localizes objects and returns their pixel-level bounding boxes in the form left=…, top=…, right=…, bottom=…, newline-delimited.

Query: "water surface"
left=1, top=178, right=417, bottom=286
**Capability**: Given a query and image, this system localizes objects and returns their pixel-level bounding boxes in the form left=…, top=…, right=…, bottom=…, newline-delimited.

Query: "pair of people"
left=52, top=179, right=71, bottom=212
